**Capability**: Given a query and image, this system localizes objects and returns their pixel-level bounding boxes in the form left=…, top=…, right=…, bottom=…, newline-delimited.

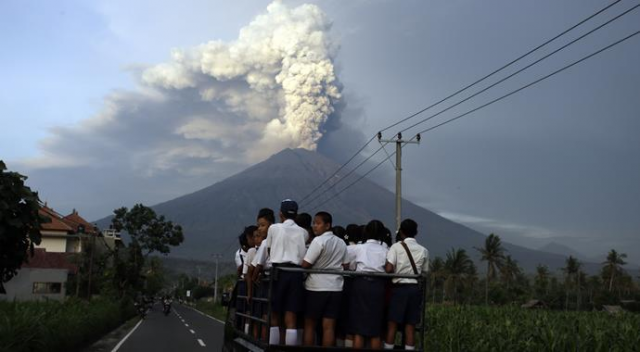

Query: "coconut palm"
left=563, top=256, right=581, bottom=310
left=476, top=233, right=505, bottom=305
left=444, top=248, right=475, bottom=303
left=602, top=249, right=627, bottom=292
left=429, top=257, right=445, bottom=303
left=499, top=255, right=521, bottom=290
left=534, top=264, right=550, bottom=297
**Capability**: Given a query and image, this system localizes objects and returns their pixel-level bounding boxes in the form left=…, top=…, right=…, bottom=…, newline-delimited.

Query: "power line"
left=379, top=0, right=623, bottom=134
left=297, top=134, right=377, bottom=204
left=412, top=29, right=640, bottom=137
left=310, top=149, right=399, bottom=212
left=310, top=29, right=640, bottom=211
left=296, top=0, right=622, bottom=204
left=300, top=142, right=390, bottom=209
left=398, top=2, right=640, bottom=134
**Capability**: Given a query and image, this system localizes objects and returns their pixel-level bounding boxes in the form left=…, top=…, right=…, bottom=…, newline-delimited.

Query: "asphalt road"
left=115, top=303, right=225, bottom=352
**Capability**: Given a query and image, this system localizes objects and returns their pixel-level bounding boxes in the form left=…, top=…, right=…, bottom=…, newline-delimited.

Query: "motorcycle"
left=162, top=299, right=172, bottom=316
left=134, top=301, right=147, bottom=319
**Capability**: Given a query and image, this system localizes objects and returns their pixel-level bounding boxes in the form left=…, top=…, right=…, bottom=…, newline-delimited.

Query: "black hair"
left=282, top=211, right=297, bottom=220
left=238, top=232, right=249, bottom=248
left=400, top=219, right=418, bottom=238
left=332, top=225, right=346, bottom=243
left=358, top=225, right=366, bottom=244
left=364, top=219, right=386, bottom=244
left=382, top=227, right=393, bottom=247
left=244, top=225, right=258, bottom=239
left=314, top=211, right=332, bottom=227
left=295, top=213, right=312, bottom=230
left=257, top=208, right=275, bottom=224
left=345, top=224, right=361, bottom=244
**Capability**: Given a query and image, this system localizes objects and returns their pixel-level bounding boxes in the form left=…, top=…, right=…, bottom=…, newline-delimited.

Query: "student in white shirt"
left=250, top=208, right=275, bottom=341
left=266, top=199, right=307, bottom=346
left=301, top=211, right=348, bottom=347
left=235, top=229, right=254, bottom=331
left=384, top=219, right=429, bottom=351
left=338, top=223, right=362, bottom=348
left=348, top=220, right=389, bottom=350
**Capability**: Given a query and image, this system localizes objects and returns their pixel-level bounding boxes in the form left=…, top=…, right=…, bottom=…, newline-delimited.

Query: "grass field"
left=0, top=298, right=135, bottom=352
left=425, top=305, right=640, bottom=351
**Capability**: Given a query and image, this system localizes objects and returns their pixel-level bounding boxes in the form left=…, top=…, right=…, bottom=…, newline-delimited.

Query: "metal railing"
left=228, top=266, right=427, bottom=351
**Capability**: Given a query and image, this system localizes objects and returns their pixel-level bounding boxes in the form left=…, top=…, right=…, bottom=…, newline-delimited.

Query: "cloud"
left=21, top=1, right=341, bottom=177
left=437, top=211, right=556, bottom=239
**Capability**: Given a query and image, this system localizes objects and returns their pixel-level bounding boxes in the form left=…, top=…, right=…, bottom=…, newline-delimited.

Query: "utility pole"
left=378, top=132, right=421, bottom=232
left=211, top=254, right=222, bottom=303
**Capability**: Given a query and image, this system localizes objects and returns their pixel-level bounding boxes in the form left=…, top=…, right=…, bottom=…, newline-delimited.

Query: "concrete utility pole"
left=378, top=132, right=421, bottom=233
left=211, top=254, right=222, bottom=303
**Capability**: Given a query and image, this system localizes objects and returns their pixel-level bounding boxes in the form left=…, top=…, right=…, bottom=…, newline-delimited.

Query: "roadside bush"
left=0, top=298, right=135, bottom=352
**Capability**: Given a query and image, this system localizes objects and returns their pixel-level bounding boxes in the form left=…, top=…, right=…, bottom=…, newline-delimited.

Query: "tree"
left=500, top=255, right=521, bottom=290
left=534, top=264, right=550, bottom=297
left=563, top=256, right=581, bottom=310
left=443, top=248, right=475, bottom=303
left=476, top=233, right=505, bottom=305
left=111, top=204, right=184, bottom=257
left=602, top=249, right=627, bottom=292
left=429, top=257, right=445, bottom=303
left=0, top=161, right=46, bottom=294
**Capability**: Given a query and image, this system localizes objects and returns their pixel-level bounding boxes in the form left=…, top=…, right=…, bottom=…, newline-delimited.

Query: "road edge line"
left=183, top=304, right=225, bottom=324
left=110, top=319, right=144, bottom=352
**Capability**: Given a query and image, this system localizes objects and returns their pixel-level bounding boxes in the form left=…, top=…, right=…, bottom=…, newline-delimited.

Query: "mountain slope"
left=99, top=148, right=596, bottom=272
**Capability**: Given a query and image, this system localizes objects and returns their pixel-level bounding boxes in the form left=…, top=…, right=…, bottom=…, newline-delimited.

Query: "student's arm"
left=421, top=249, right=430, bottom=275
left=386, top=245, right=397, bottom=273
left=341, top=245, right=350, bottom=270
left=247, top=265, right=255, bottom=302
left=303, top=239, right=321, bottom=269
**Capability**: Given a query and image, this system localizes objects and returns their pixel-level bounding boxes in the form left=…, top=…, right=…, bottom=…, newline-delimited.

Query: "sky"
left=2, top=0, right=639, bottom=264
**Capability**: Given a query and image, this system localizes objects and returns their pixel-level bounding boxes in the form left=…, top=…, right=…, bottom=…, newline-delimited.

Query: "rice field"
left=425, top=305, right=640, bottom=352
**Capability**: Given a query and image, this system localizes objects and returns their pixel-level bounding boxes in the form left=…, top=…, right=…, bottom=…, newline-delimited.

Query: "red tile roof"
left=63, top=210, right=98, bottom=235
left=23, top=249, right=78, bottom=273
left=39, top=206, right=73, bottom=232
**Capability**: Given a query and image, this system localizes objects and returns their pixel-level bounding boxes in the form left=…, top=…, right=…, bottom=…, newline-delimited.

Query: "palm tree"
left=563, top=256, right=581, bottom=310
left=476, top=233, right=505, bottom=305
left=534, top=264, right=550, bottom=297
left=499, top=255, right=521, bottom=290
left=429, top=257, right=445, bottom=303
left=444, top=248, right=475, bottom=303
left=602, top=249, right=627, bottom=292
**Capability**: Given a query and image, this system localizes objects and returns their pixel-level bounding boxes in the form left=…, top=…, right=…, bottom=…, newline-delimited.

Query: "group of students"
left=233, top=199, right=429, bottom=350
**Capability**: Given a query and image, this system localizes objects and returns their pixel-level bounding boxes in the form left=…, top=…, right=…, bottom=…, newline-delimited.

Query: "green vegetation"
left=0, top=298, right=135, bottom=352
left=0, top=161, right=45, bottom=294
left=425, top=305, right=640, bottom=351
left=194, top=300, right=227, bottom=321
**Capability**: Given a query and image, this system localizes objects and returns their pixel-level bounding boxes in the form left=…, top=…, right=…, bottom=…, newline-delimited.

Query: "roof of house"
left=63, top=209, right=98, bottom=235
left=22, top=249, right=77, bottom=273
left=39, top=205, right=74, bottom=232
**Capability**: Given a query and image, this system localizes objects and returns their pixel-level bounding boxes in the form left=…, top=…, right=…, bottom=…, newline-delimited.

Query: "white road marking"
left=185, top=323, right=189, bottom=327
left=111, top=319, right=144, bottom=352
left=190, top=329, right=195, bottom=334
left=185, top=305, right=225, bottom=324
left=197, top=339, right=206, bottom=347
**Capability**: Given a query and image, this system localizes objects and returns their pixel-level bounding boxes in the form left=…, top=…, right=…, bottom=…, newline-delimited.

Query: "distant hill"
left=97, top=148, right=600, bottom=273
left=538, top=242, right=594, bottom=262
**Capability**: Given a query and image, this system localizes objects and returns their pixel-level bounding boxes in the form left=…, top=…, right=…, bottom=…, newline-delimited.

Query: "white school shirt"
left=252, top=241, right=272, bottom=271
left=349, top=239, right=388, bottom=273
left=265, top=219, right=307, bottom=265
left=303, top=232, right=348, bottom=291
left=386, top=238, right=429, bottom=284
left=243, top=247, right=258, bottom=277
left=235, top=248, right=247, bottom=278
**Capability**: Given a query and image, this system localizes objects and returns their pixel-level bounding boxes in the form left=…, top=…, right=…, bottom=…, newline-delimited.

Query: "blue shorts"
left=271, top=269, right=304, bottom=314
left=305, top=290, right=342, bottom=320
left=349, top=277, right=386, bottom=337
left=388, top=284, right=421, bottom=325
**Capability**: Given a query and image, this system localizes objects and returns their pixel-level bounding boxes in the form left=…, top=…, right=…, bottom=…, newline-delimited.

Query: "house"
left=0, top=249, right=77, bottom=301
left=36, top=204, right=75, bottom=253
